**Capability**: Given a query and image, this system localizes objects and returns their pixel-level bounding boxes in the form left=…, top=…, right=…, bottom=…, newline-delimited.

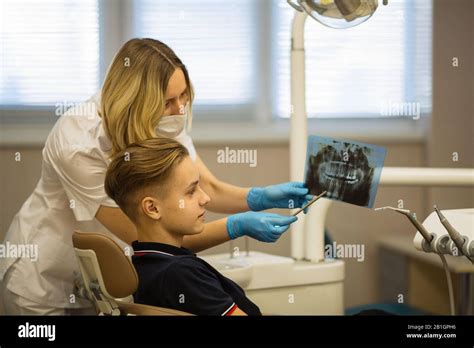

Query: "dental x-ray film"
left=304, top=135, right=386, bottom=208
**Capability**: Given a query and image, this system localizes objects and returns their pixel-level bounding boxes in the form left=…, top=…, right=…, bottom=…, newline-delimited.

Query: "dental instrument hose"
left=405, top=221, right=455, bottom=316
left=414, top=222, right=455, bottom=316
left=438, top=254, right=456, bottom=316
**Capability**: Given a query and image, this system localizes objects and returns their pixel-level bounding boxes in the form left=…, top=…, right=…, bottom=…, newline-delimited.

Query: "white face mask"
left=155, top=105, right=190, bottom=138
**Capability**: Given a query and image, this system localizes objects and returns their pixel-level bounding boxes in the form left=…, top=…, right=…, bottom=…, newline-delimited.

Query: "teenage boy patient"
left=104, top=137, right=261, bottom=316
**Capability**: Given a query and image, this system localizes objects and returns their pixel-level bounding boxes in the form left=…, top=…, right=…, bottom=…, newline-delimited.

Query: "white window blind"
left=273, top=0, right=432, bottom=118
left=0, top=0, right=100, bottom=106
left=133, top=0, right=257, bottom=106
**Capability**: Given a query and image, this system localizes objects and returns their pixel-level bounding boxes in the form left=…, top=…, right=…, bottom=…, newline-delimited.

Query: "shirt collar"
left=132, top=241, right=195, bottom=257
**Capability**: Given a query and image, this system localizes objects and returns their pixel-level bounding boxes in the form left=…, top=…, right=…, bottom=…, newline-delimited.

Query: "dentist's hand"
left=226, top=211, right=298, bottom=243
left=247, top=182, right=313, bottom=212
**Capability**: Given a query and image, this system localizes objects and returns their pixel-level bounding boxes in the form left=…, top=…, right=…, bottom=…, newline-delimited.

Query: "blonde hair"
left=99, top=38, right=194, bottom=158
left=104, top=137, right=189, bottom=223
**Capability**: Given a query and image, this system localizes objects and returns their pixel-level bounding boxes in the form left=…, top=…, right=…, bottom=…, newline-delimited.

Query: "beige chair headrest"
left=72, top=231, right=138, bottom=299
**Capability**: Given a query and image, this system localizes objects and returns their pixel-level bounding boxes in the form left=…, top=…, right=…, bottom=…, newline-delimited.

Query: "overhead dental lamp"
left=287, top=0, right=382, bottom=28
left=286, top=0, right=388, bottom=261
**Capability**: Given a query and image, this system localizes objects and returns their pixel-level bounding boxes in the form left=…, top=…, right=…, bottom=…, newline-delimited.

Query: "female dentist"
left=0, top=38, right=312, bottom=315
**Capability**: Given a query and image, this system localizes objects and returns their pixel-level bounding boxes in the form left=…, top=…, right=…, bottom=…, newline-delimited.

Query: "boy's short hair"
left=104, top=137, right=189, bottom=223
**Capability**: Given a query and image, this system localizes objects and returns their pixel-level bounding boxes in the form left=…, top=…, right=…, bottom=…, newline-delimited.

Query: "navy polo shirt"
left=131, top=241, right=262, bottom=316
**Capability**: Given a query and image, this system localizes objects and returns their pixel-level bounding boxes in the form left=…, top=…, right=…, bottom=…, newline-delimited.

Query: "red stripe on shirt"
left=225, top=304, right=238, bottom=316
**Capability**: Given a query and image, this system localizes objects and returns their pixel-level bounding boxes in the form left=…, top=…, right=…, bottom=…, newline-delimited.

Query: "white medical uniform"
left=0, top=93, right=197, bottom=313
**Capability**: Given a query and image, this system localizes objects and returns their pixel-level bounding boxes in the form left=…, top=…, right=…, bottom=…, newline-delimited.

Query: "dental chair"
left=72, top=230, right=192, bottom=316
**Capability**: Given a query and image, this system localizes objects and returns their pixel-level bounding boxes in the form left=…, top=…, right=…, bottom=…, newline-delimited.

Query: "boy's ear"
left=141, top=197, right=162, bottom=220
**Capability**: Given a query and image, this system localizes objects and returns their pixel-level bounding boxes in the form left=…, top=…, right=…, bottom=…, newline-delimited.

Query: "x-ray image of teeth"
left=304, top=136, right=387, bottom=208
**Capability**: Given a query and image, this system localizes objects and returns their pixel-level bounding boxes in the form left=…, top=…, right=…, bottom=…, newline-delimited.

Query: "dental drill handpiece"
left=434, top=205, right=473, bottom=263
left=374, top=207, right=434, bottom=246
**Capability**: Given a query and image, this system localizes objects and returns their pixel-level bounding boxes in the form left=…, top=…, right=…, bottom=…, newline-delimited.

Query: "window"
left=1, top=0, right=432, bottom=124
left=133, top=0, right=258, bottom=115
left=272, top=0, right=432, bottom=118
left=0, top=0, right=100, bottom=106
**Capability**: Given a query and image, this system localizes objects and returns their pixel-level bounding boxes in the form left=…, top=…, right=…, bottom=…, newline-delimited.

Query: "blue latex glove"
left=247, top=182, right=314, bottom=212
left=226, top=211, right=298, bottom=242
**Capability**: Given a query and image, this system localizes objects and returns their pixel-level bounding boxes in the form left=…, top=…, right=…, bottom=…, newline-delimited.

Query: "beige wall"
left=1, top=0, right=473, bottom=311
left=428, top=0, right=474, bottom=208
